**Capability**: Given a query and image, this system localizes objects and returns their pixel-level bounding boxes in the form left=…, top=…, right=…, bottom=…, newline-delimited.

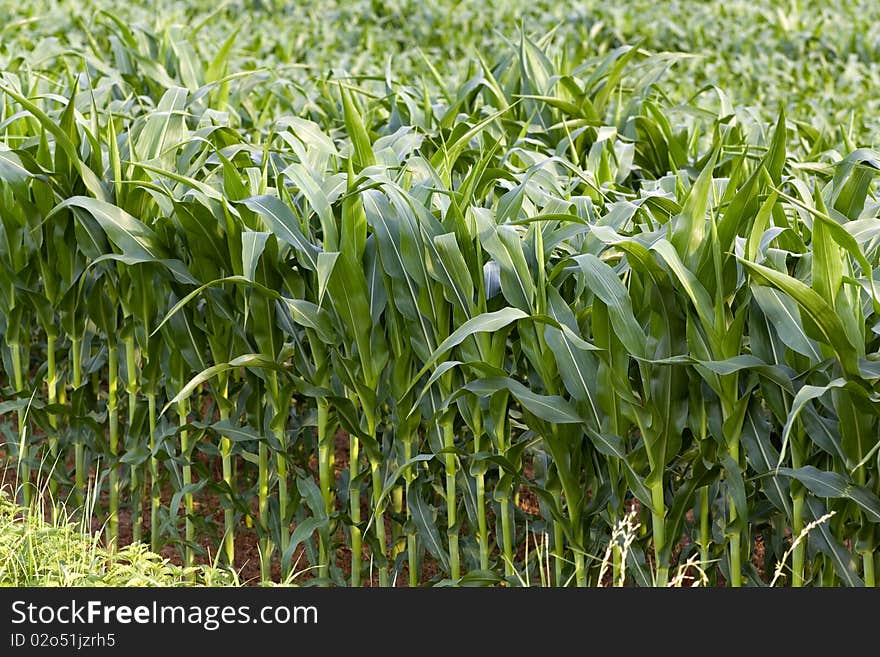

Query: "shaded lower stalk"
left=258, top=440, right=271, bottom=582
left=475, top=470, right=489, bottom=572
left=700, top=486, right=711, bottom=572
left=125, top=337, right=141, bottom=544
left=791, top=493, right=805, bottom=587
left=854, top=467, right=875, bottom=587
left=349, top=433, right=362, bottom=587
left=722, top=393, right=743, bottom=588
left=391, top=485, right=404, bottom=557
left=554, top=476, right=588, bottom=587
left=107, top=342, right=119, bottom=548
left=46, top=335, right=59, bottom=509
left=441, top=418, right=460, bottom=580
left=496, top=415, right=515, bottom=580
left=864, top=553, right=876, bottom=587
left=386, top=426, right=406, bottom=563
left=147, top=392, right=160, bottom=553
left=277, top=446, right=289, bottom=575
left=358, top=406, right=387, bottom=586
left=386, top=421, right=404, bottom=564
left=253, top=374, right=272, bottom=583
left=317, top=398, right=332, bottom=583
left=612, top=544, right=622, bottom=587
left=178, top=393, right=194, bottom=569
left=266, top=374, right=289, bottom=578
left=789, top=430, right=807, bottom=588
left=822, top=556, right=835, bottom=586
left=219, top=433, right=235, bottom=564
left=472, top=412, right=489, bottom=572
left=554, top=521, right=565, bottom=586
left=370, top=458, right=389, bottom=587
left=608, top=459, right=622, bottom=587
left=71, top=338, right=86, bottom=508
left=651, top=480, right=668, bottom=587
left=500, top=497, right=514, bottom=578
left=403, top=430, right=418, bottom=588
left=728, top=508, right=742, bottom=587
left=574, top=551, right=586, bottom=588
left=11, top=342, right=30, bottom=508
left=218, top=388, right=235, bottom=566
left=557, top=468, right=586, bottom=588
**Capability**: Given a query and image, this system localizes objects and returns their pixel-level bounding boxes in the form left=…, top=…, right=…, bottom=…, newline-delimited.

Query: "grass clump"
left=0, top=491, right=236, bottom=586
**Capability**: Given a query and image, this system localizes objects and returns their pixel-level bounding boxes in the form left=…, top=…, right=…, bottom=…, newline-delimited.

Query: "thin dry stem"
left=597, top=510, right=640, bottom=587
left=770, top=511, right=835, bottom=587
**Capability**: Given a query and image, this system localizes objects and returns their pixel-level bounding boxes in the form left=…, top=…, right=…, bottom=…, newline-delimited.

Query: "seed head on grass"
left=597, top=510, right=640, bottom=588
left=770, top=511, right=835, bottom=588
left=667, top=554, right=709, bottom=588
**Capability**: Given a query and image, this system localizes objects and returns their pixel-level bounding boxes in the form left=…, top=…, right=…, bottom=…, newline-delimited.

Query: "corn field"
left=1, top=0, right=880, bottom=587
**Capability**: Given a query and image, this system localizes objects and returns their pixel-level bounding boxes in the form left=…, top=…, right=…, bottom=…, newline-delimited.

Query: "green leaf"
left=827, top=149, right=880, bottom=221
left=804, top=497, right=863, bottom=587
left=741, top=401, right=791, bottom=516
left=87, top=253, right=198, bottom=285
left=778, top=381, right=843, bottom=467
left=462, top=377, right=582, bottom=424
left=0, top=147, right=33, bottom=195
left=811, top=188, right=844, bottom=308
left=586, top=429, right=653, bottom=512
left=542, top=287, right=603, bottom=426
left=721, top=454, right=748, bottom=534
left=134, top=86, right=188, bottom=163
left=323, top=250, right=375, bottom=382
left=750, top=285, right=821, bottom=359
left=210, top=420, right=261, bottom=443
left=409, top=482, right=449, bottom=573
left=280, top=517, right=325, bottom=572
left=652, top=238, right=716, bottom=333
left=738, top=257, right=860, bottom=375
left=241, top=231, right=270, bottom=283
left=283, top=298, right=337, bottom=344
left=0, top=80, right=106, bottom=200
left=52, top=197, right=166, bottom=260
left=340, top=86, right=375, bottom=171
left=571, top=254, right=646, bottom=358
left=671, top=149, right=717, bottom=270
left=152, top=275, right=281, bottom=337
left=284, top=164, right=338, bottom=251
left=476, top=218, right=536, bottom=313
left=780, top=466, right=880, bottom=522
left=426, top=232, right=474, bottom=316
left=240, top=195, right=319, bottom=270
left=366, top=454, right=435, bottom=532
left=745, top=191, right=778, bottom=263
left=415, top=308, right=528, bottom=381
left=162, top=354, right=286, bottom=415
